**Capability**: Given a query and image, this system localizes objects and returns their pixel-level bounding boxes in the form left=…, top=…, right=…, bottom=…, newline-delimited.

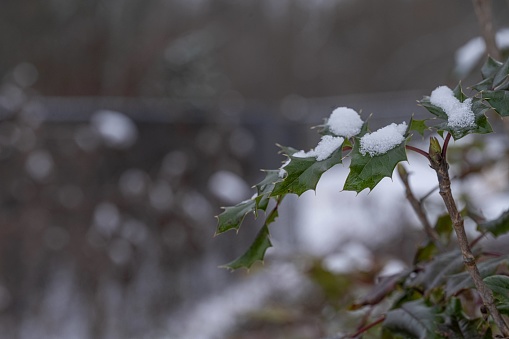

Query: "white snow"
left=208, top=170, right=251, bottom=204
left=278, top=158, right=291, bottom=178
left=359, top=122, right=407, bottom=156
left=430, top=86, right=475, bottom=129
left=293, top=135, right=344, bottom=161
left=327, top=107, right=363, bottom=138
left=91, top=110, right=138, bottom=149
left=455, top=28, right=509, bottom=77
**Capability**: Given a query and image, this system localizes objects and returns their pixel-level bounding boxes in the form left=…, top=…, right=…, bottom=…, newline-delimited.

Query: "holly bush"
left=216, top=56, right=509, bottom=338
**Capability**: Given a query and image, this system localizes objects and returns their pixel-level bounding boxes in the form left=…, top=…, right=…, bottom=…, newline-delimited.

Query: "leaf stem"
left=441, top=132, right=452, bottom=159
left=405, top=145, right=430, bottom=159
left=428, top=147, right=509, bottom=336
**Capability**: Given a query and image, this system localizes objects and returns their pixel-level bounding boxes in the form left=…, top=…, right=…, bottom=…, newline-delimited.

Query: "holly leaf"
left=445, top=255, right=509, bottom=298
left=481, top=90, right=509, bottom=117
left=216, top=199, right=256, bottom=234
left=254, top=169, right=281, bottom=211
left=493, top=57, right=509, bottom=90
left=221, top=204, right=279, bottom=270
left=477, top=209, right=509, bottom=237
left=409, top=118, right=429, bottom=136
left=481, top=55, right=502, bottom=80
left=409, top=250, right=465, bottom=293
left=484, top=275, right=509, bottom=315
left=428, top=98, right=492, bottom=140
left=419, top=97, right=448, bottom=120
left=221, top=223, right=272, bottom=270
left=271, top=144, right=343, bottom=196
left=383, top=300, right=441, bottom=339
left=343, top=139, right=407, bottom=193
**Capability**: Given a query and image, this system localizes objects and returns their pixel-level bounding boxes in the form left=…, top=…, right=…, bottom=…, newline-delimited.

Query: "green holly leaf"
left=216, top=199, right=256, bottom=235
left=481, top=90, right=509, bottom=116
left=419, top=97, right=448, bottom=120
left=420, top=82, right=493, bottom=140
left=484, top=275, right=509, bottom=315
left=493, top=57, right=509, bottom=90
left=271, top=144, right=343, bottom=196
left=409, top=118, right=429, bottom=136
left=481, top=56, right=502, bottom=80
left=445, top=255, right=509, bottom=298
left=221, top=204, right=279, bottom=270
left=221, top=223, right=272, bottom=270
left=477, top=210, right=509, bottom=237
left=439, top=298, right=491, bottom=338
left=408, top=250, right=464, bottom=292
left=383, top=300, right=441, bottom=339
left=254, top=169, right=281, bottom=211
left=343, top=138, right=407, bottom=193
left=453, top=82, right=468, bottom=102
left=484, top=275, right=509, bottom=303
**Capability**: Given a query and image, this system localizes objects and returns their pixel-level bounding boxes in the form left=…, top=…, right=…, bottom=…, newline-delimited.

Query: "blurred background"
left=1, top=0, right=509, bottom=338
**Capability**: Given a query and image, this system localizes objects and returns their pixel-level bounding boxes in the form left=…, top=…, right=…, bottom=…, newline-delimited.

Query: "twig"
left=472, top=0, right=501, bottom=60
left=346, top=315, right=386, bottom=338
left=428, top=140, right=509, bottom=336
left=397, top=164, right=442, bottom=247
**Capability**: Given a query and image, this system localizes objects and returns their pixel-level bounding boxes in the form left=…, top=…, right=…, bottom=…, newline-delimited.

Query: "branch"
left=346, top=315, right=386, bottom=338
left=472, top=0, right=501, bottom=60
left=397, top=164, right=442, bottom=248
left=428, top=145, right=509, bottom=336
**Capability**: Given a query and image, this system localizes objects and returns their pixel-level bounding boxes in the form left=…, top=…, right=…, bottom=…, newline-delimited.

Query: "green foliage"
left=344, top=138, right=407, bottom=193
left=271, top=145, right=343, bottom=196
left=477, top=210, right=509, bottom=237
left=215, top=55, right=509, bottom=337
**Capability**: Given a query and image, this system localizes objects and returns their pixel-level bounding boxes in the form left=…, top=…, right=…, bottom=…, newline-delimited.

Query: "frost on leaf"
left=420, top=83, right=493, bottom=140
left=430, top=86, right=476, bottom=129
left=272, top=144, right=343, bottom=196
left=359, top=122, right=407, bottom=157
left=344, top=131, right=407, bottom=193
left=293, top=135, right=344, bottom=161
left=326, top=107, right=364, bottom=138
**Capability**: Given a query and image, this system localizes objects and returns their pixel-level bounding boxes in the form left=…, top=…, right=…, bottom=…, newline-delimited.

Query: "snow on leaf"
left=343, top=138, right=407, bottom=193
left=216, top=199, right=256, bottom=235
left=421, top=94, right=492, bottom=140
left=383, top=300, right=441, bottom=339
left=271, top=144, right=343, bottom=196
left=359, top=122, right=407, bottom=156
left=430, top=86, right=475, bottom=129
left=326, top=107, right=364, bottom=138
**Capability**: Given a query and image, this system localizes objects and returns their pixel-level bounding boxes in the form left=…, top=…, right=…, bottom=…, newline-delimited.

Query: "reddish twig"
left=346, top=315, right=386, bottom=338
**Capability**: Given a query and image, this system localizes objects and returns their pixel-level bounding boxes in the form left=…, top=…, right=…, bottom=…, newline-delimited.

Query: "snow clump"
left=327, top=107, right=363, bottom=138
left=360, top=122, right=407, bottom=157
left=293, top=135, right=345, bottom=161
left=430, top=86, right=476, bottom=129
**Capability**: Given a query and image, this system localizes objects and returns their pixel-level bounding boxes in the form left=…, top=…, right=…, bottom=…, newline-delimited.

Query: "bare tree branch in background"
left=472, top=0, right=501, bottom=60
